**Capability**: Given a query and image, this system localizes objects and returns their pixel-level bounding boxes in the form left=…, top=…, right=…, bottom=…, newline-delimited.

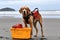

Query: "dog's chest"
left=23, top=14, right=32, bottom=23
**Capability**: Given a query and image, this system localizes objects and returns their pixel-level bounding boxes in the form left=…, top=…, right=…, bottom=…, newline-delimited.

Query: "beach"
left=0, top=11, right=60, bottom=40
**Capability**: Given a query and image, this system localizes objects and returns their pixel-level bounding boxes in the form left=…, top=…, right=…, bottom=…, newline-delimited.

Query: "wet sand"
left=0, top=17, right=60, bottom=40
left=0, top=36, right=60, bottom=40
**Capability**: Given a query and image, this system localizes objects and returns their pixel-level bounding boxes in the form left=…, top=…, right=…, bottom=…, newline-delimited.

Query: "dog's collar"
left=23, top=14, right=32, bottom=18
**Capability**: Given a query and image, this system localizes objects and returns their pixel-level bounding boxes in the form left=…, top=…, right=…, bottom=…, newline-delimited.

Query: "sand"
left=0, top=17, right=60, bottom=40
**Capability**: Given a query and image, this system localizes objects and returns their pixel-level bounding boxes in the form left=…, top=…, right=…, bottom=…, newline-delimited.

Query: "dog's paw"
left=42, top=35, right=44, bottom=37
left=34, top=35, right=37, bottom=37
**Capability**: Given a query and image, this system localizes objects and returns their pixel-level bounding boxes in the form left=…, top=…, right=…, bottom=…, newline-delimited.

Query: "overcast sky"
left=0, top=0, right=60, bottom=11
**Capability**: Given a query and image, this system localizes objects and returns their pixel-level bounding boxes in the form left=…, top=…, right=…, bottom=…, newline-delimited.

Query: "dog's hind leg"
left=33, top=20, right=38, bottom=37
left=39, top=17, right=44, bottom=37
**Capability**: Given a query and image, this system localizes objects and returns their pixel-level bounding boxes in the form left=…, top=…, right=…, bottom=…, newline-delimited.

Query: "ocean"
left=0, top=11, right=60, bottom=40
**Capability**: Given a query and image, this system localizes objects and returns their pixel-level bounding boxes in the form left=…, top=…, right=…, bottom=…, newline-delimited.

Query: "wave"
left=0, top=11, right=60, bottom=18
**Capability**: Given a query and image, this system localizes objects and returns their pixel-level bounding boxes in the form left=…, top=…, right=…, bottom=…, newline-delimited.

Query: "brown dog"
left=19, top=6, right=44, bottom=37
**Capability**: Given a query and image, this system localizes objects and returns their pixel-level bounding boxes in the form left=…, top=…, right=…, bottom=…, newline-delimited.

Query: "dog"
left=19, top=6, right=44, bottom=37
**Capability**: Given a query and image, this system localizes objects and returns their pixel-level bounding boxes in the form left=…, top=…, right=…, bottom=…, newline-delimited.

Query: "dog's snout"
left=24, top=11, right=25, bottom=13
left=24, top=11, right=25, bottom=14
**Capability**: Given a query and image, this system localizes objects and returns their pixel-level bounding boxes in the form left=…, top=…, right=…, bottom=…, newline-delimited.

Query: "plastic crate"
left=10, top=28, right=31, bottom=39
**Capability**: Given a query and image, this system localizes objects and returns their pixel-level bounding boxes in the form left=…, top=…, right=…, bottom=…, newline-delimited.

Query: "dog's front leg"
left=23, top=19, right=28, bottom=27
left=29, top=16, right=33, bottom=37
left=28, top=19, right=33, bottom=37
left=29, top=23, right=33, bottom=37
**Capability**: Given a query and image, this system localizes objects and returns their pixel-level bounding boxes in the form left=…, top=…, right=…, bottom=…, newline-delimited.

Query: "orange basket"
left=10, top=28, right=31, bottom=39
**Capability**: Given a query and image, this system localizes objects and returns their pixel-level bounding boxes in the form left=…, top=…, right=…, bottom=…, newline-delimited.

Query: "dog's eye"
left=21, top=8, right=24, bottom=10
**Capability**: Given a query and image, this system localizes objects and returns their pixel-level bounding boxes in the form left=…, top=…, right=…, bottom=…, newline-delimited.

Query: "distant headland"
left=0, top=7, right=15, bottom=11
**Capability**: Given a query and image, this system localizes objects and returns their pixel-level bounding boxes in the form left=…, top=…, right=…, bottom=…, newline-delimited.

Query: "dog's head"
left=19, top=6, right=31, bottom=16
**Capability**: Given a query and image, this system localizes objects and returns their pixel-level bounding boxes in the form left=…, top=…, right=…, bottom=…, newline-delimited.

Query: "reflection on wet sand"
left=0, top=36, right=47, bottom=40
left=12, top=38, right=47, bottom=40
left=12, top=38, right=30, bottom=40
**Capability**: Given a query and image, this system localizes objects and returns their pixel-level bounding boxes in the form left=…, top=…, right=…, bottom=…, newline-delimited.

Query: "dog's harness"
left=32, top=11, right=40, bottom=19
left=23, top=14, right=32, bottom=23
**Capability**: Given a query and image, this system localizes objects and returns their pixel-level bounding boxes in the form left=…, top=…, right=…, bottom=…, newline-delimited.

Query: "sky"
left=0, top=0, right=60, bottom=11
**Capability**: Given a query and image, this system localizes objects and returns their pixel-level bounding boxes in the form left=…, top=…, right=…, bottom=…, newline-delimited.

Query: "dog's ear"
left=27, top=8, right=30, bottom=13
left=19, top=8, right=23, bottom=13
